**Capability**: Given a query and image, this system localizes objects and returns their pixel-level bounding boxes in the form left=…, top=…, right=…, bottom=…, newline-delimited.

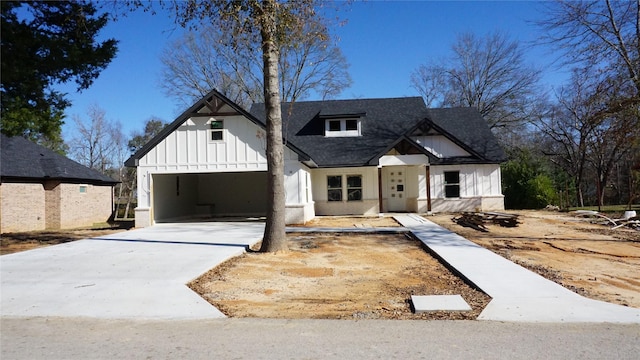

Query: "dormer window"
left=325, top=118, right=361, bottom=137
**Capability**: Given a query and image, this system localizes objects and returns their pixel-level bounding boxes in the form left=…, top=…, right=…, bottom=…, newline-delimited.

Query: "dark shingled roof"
left=250, top=97, right=506, bottom=167
left=1, top=134, right=118, bottom=184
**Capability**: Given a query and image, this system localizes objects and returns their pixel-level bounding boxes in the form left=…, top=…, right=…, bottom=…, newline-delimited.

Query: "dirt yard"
left=427, top=210, right=640, bottom=308
left=190, top=230, right=491, bottom=320
left=1, top=226, right=129, bottom=255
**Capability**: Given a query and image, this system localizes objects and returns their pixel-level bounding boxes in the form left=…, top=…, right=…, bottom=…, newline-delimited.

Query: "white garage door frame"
left=152, top=171, right=268, bottom=223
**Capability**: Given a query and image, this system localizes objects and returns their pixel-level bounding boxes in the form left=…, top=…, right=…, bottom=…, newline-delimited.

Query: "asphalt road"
left=2, top=317, right=638, bottom=359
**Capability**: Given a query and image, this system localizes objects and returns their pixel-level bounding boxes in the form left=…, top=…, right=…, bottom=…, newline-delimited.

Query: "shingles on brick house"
left=1, top=134, right=118, bottom=232
left=126, top=89, right=507, bottom=228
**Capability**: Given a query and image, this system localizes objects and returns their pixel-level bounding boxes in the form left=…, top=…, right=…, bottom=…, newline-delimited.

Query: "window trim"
left=327, top=175, right=343, bottom=202
left=326, top=174, right=363, bottom=202
left=346, top=175, right=363, bottom=202
left=444, top=171, right=461, bottom=198
left=209, top=118, right=225, bottom=142
left=325, top=118, right=361, bottom=137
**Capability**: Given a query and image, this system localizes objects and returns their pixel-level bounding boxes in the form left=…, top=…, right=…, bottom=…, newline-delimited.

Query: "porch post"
left=426, top=166, right=432, bottom=212
left=378, top=168, right=383, bottom=213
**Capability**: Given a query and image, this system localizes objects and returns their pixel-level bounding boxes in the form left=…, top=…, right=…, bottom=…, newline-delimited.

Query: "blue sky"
left=60, top=1, right=564, bottom=138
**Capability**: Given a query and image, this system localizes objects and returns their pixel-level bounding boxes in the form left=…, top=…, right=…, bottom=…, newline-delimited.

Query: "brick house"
left=1, top=134, right=118, bottom=232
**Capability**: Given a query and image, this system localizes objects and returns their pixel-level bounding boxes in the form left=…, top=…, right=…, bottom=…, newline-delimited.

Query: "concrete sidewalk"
left=0, top=222, right=264, bottom=319
left=395, top=214, right=640, bottom=323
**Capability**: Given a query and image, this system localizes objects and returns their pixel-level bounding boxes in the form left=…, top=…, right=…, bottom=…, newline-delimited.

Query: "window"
left=347, top=175, right=362, bottom=201
left=328, top=120, right=341, bottom=132
left=325, top=118, right=361, bottom=137
left=327, top=175, right=342, bottom=201
left=79, top=185, right=87, bottom=193
left=327, top=175, right=363, bottom=202
left=210, top=119, right=224, bottom=141
left=444, top=171, right=460, bottom=198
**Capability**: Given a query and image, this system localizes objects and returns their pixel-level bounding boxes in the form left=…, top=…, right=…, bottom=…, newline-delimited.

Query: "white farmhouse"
left=125, top=90, right=505, bottom=227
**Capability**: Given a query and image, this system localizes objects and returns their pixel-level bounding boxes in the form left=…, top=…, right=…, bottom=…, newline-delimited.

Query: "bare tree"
left=160, top=12, right=351, bottom=109
left=538, top=0, right=639, bottom=95
left=68, top=104, right=124, bottom=175
left=410, top=32, right=543, bottom=132
left=536, top=0, right=640, bottom=208
left=534, top=73, right=594, bottom=207
left=535, top=67, right=640, bottom=208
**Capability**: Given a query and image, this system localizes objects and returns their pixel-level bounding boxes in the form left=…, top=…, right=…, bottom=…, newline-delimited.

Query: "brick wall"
left=44, top=180, right=61, bottom=229
left=0, top=182, right=46, bottom=232
left=0, top=181, right=114, bottom=233
left=58, top=183, right=113, bottom=229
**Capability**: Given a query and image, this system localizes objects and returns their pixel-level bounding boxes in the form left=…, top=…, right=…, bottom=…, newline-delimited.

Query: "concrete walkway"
left=0, top=222, right=264, bottom=319
left=395, top=214, right=640, bottom=323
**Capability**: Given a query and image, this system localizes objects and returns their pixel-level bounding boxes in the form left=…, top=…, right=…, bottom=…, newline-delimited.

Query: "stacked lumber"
left=452, top=212, right=520, bottom=232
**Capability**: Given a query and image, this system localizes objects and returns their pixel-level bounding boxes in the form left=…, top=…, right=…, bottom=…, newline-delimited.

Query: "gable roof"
left=250, top=97, right=506, bottom=167
left=1, top=134, right=118, bottom=185
left=423, top=107, right=507, bottom=164
left=124, top=89, right=310, bottom=167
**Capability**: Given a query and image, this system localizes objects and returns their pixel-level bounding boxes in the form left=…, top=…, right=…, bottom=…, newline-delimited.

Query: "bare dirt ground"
left=190, top=230, right=491, bottom=320
left=1, top=226, right=129, bottom=255
left=427, top=210, right=640, bottom=308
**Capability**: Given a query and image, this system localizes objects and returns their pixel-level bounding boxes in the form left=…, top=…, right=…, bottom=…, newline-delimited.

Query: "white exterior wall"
left=134, top=113, right=313, bottom=226
left=311, top=167, right=379, bottom=216
left=284, top=162, right=315, bottom=224
left=428, top=164, right=504, bottom=213
left=412, top=135, right=470, bottom=158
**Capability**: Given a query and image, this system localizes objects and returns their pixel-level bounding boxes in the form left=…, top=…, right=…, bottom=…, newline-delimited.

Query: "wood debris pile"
left=574, top=210, right=640, bottom=231
left=452, top=212, right=520, bottom=232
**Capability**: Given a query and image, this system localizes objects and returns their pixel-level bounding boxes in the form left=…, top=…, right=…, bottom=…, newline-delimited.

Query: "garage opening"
left=152, top=172, right=268, bottom=222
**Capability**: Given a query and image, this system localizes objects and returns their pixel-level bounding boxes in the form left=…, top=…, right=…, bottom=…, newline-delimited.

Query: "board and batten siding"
left=412, top=135, right=470, bottom=158
left=137, top=115, right=278, bottom=171
left=429, top=164, right=504, bottom=212
left=134, top=114, right=309, bottom=226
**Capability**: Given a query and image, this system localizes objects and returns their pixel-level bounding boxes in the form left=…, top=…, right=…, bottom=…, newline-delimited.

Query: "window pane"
left=210, top=120, right=223, bottom=129
left=347, top=189, right=362, bottom=201
left=445, top=184, right=460, bottom=198
left=211, top=130, right=223, bottom=141
left=345, top=119, right=358, bottom=131
left=444, top=171, right=459, bottom=184
left=328, top=120, right=341, bottom=131
left=327, top=175, right=342, bottom=189
left=346, top=175, right=361, bottom=188
left=328, top=189, right=342, bottom=201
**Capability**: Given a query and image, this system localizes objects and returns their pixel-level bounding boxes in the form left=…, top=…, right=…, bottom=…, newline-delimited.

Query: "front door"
left=386, top=166, right=406, bottom=212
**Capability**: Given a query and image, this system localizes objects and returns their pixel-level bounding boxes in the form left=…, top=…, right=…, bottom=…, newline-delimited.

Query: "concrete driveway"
left=1, top=222, right=264, bottom=319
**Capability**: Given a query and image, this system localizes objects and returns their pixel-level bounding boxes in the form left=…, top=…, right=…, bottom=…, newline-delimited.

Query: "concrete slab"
left=286, top=226, right=408, bottom=233
left=1, top=222, right=264, bottom=320
left=411, top=295, right=472, bottom=312
left=395, top=214, right=640, bottom=323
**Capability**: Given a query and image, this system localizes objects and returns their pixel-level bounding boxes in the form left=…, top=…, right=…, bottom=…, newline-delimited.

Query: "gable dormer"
left=321, top=112, right=365, bottom=137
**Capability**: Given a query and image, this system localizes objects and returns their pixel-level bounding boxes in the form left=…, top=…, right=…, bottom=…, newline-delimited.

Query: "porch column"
left=426, top=166, right=432, bottom=212
left=378, top=168, right=383, bottom=213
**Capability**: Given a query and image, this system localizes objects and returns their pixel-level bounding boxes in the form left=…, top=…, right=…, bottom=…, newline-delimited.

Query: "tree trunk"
left=259, top=0, right=288, bottom=252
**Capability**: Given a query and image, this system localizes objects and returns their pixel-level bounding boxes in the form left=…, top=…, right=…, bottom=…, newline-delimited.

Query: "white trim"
left=378, top=154, right=429, bottom=166
left=324, top=118, right=361, bottom=137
